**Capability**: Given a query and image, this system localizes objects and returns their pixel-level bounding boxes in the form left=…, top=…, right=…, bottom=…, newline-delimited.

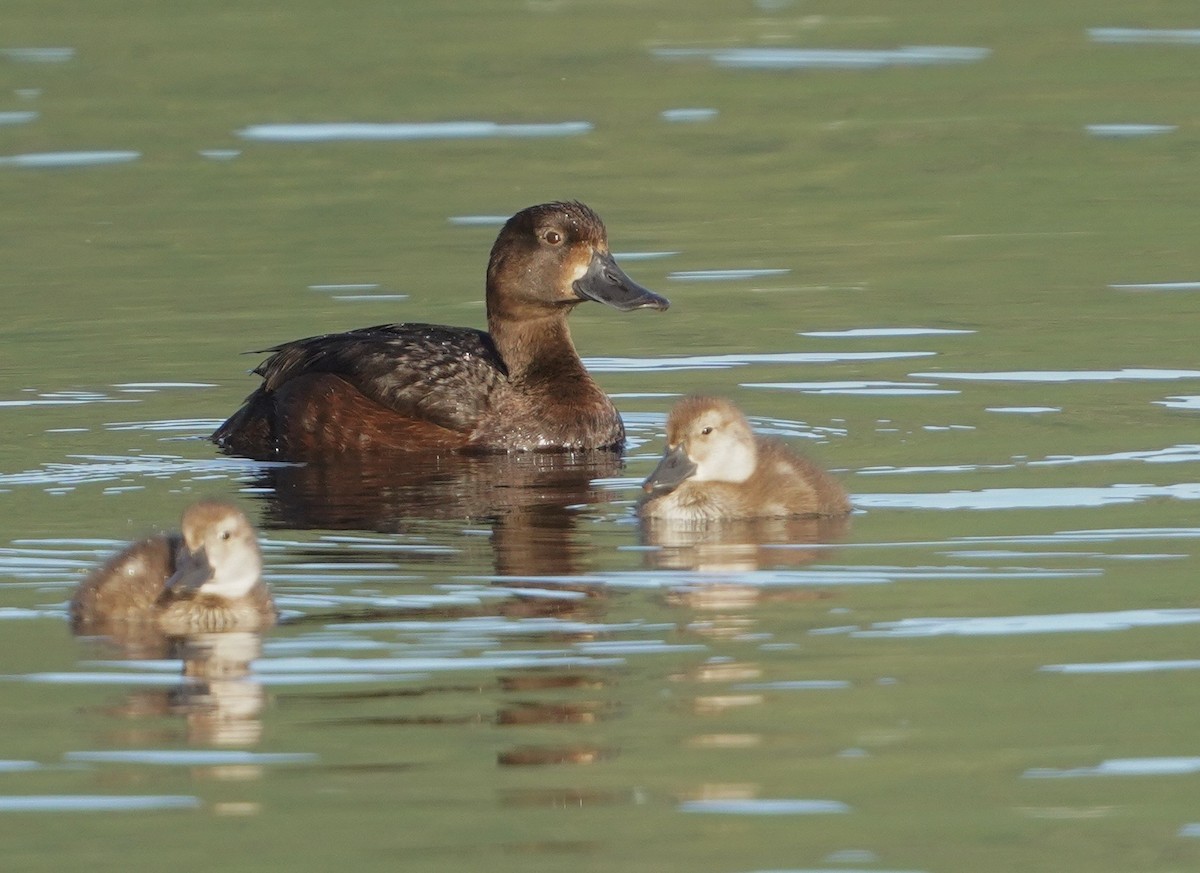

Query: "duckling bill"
left=639, top=396, right=851, bottom=521
left=70, top=501, right=276, bottom=638
left=213, top=201, right=669, bottom=458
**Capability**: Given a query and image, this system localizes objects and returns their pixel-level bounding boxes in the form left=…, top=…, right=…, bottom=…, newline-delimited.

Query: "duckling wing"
left=252, top=323, right=507, bottom=431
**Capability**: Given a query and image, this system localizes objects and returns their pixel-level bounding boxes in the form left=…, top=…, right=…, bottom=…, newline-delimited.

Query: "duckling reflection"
left=70, top=500, right=276, bottom=649
left=640, top=396, right=851, bottom=522
left=86, top=632, right=268, bottom=750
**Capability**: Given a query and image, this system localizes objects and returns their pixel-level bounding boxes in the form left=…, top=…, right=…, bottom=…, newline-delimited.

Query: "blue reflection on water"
left=238, top=121, right=592, bottom=142
left=654, top=46, right=990, bottom=70
left=0, top=795, right=200, bottom=812
left=1089, top=27, right=1200, bottom=44
left=0, top=151, right=140, bottom=169
left=1087, top=124, right=1176, bottom=137
left=679, top=798, right=851, bottom=814
left=1025, top=757, right=1200, bottom=778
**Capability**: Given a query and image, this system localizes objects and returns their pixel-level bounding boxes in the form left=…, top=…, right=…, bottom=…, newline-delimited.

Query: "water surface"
left=3, top=1, right=1200, bottom=871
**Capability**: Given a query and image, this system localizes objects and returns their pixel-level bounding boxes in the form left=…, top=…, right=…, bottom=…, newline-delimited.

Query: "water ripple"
left=801, top=328, right=975, bottom=338
left=1089, top=27, right=1200, bottom=45
left=0, top=151, right=140, bottom=169
left=910, top=368, right=1200, bottom=382
left=0, top=795, right=200, bottom=812
left=679, top=798, right=851, bottom=814
left=66, top=750, right=315, bottom=766
left=238, top=121, right=592, bottom=142
left=846, top=608, right=1200, bottom=638
left=653, top=46, right=989, bottom=70
left=587, top=351, right=934, bottom=373
left=1041, top=659, right=1200, bottom=675
left=855, top=484, right=1200, bottom=509
left=1025, top=757, right=1200, bottom=778
left=0, top=453, right=291, bottom=488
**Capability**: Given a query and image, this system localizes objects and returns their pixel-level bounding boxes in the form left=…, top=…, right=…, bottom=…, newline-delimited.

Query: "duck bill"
left=164, top=546, right=215, bottom=595
left=573, top=250, right=670, bottom=312
left=642, top=444, right=697, bottom=495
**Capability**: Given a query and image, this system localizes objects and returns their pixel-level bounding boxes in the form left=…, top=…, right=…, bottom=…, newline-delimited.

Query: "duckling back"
left=69, top=534, right=181, bottom=636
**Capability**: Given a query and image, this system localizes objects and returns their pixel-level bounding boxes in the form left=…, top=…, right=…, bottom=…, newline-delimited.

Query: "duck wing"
left=251, top=323, right=508, bottom=431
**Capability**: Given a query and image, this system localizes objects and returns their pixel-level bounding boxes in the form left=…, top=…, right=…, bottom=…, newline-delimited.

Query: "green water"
left=3, top=1, right=1200, bottom=871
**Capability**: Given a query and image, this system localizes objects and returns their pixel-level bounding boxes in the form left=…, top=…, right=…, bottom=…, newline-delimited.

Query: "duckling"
left=213, top=201, right=669, bottom=458
left=70, top=501, right=276, bottom=638
left=639, top=396, right=851, bottom=521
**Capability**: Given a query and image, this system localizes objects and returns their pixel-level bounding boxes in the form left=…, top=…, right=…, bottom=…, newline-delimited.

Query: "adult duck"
left=213, top=201, right=669, bottom=458
left=640, top=396, right=851, bottom=522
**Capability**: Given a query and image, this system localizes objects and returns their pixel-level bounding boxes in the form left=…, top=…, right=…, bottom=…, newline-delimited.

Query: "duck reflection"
left=252, top=450, right=623, bottom=578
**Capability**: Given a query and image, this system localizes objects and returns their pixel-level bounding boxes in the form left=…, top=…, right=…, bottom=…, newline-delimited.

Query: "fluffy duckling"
left=70, top=501, right=277, bottom=638
left=639, top=397, right=851, bottom=521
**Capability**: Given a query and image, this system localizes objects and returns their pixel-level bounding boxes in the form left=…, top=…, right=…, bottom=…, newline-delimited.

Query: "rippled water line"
left=17, top=673, right=203, bottom=686
left=910, top=368, right=1200, bottom=382
left=678, top=798, right=851, bottom=814
left=0, top=151, right=141, bottom=169
left=1025, top=758, right=1200, bottom=778
left=1086, top=124, right=1176, bottom=137
left=744, top=380, right=958, bottom=396
left=1158, top=396, right=1200, bottom=409
left=653, top=45, right=990, bottom=70
left=0, top=453, right=292, bottom=487
left=0, top=795, right=200, bottom=812
left=248, top=654, right=626, bottom=673
left=67, top=750, right=315, bottom=766
left=953, top=527, right=1200, bottom=544
left=1111, top=282, right=1200, bottom=291
left=801, top=328, right=975, bottom=338
left=1089, top=27, right=1200, bottom=44
left=668, top=268, right=790, bottom=281
left=860, top=443, right=1200, bottom=475
left=854, top=483, right=1200, bottom=510
left=587, top=350, right=935, bottom=373
left=1040, top=659, right=1200, bottom=674
left=0, top=47, right=76, bottom=63
left=844, top=608, right=1200, bottom=638
left=1030, top=445, right=1200, bottom=466
left=237, top=121, right=593, bottom=142
left=661, top=108, right=718, bottom=122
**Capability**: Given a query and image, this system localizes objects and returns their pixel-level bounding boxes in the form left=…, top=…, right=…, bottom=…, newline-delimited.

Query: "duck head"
left=165, top=501, right=263, bottom=601
left=486, top=201, right=669, bottom=323
left=643, top=397, right=758, bottom=494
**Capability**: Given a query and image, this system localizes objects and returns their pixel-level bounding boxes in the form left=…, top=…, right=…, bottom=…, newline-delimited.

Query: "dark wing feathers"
left=251, top=323, right=508, bottom=433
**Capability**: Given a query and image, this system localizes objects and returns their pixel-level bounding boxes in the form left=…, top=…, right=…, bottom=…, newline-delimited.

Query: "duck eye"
left=700, top=426, right=713, bottom=436
left=542, top=230, right=563, bottom=245
left=220, top=530, right=232, bottom=541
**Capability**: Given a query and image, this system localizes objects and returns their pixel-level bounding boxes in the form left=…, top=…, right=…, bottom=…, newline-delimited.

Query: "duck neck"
left=488, top=307, right=590, bottom=386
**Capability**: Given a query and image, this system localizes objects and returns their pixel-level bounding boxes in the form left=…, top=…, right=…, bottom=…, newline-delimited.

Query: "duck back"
left=214, top=324, right=505, bottom=457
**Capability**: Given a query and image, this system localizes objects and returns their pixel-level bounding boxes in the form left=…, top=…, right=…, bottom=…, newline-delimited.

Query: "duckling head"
left=643, top=396, right=758, bottom=494
left=165, top=501, right=263, bottom=601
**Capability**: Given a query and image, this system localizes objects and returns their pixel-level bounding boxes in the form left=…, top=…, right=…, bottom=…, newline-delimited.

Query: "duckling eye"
left=700, top=426, right=713, bottom=436
left=220, top=530, right=232, bottom=541
left=542, top=230, right=563, bottom=246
